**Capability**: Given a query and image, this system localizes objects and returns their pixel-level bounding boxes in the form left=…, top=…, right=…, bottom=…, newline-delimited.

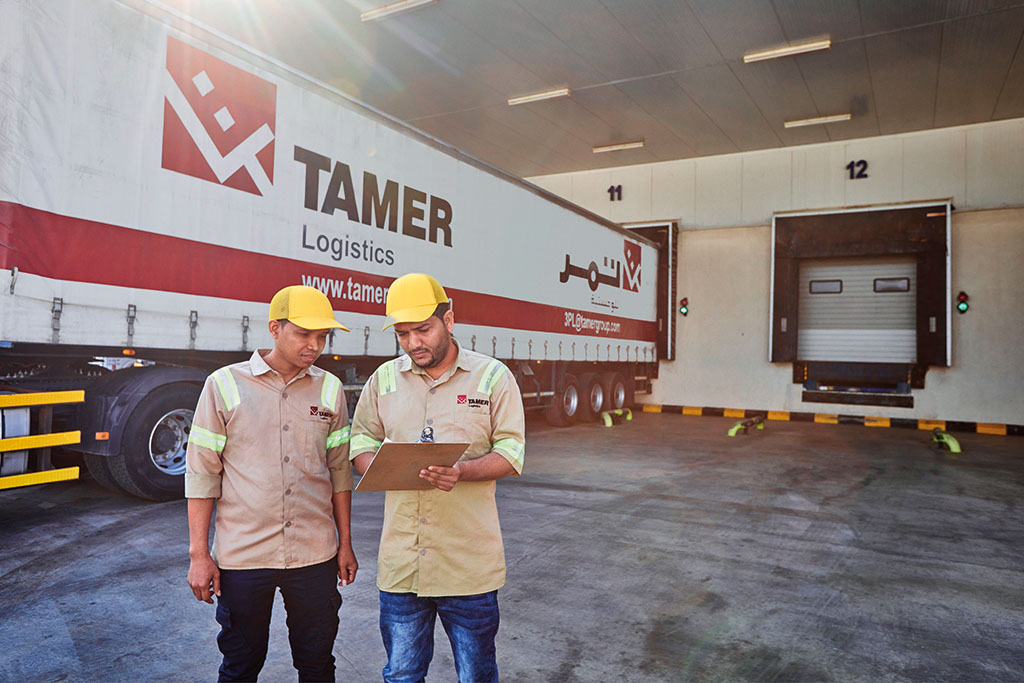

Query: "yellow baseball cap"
left=269, top=286, right=349, bottom=331
left=383, top=273, right=449, bottom=330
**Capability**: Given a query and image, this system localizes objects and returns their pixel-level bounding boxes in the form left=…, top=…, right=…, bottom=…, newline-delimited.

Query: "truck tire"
left=545, top=374, right=580, bottom=427
left=622, top=372, right=637, bottom=408
left=83, top=453, right=129, bottom=494
left=599, top=371, right=628, bottom=412
left=577, top=372, right=605, bottom=422
left=108, top=383, right=200, bottom=501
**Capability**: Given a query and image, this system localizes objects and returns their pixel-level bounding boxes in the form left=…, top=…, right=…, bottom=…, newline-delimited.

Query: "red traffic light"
left=679, top=297, right=689, bottom=316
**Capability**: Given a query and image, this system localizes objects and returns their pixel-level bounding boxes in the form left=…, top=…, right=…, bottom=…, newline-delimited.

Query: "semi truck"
left=0, top=0, right=676, bottom=500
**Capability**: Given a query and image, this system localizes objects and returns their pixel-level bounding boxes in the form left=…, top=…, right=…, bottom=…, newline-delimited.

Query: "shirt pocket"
left=302, top=419, right=331, bottom=474
left=453, top=410, right=492, bottom=457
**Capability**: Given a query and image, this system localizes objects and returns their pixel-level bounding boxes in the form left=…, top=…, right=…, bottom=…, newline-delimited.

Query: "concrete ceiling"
left=164, top=0, right=1024, bottom=178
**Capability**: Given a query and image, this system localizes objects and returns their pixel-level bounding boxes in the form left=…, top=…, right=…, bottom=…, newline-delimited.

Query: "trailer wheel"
left=623, top=373, right=637, bottom=408
left=83, top=453, right=129, bottom=494
left=108, top=383, right=200, bottom=501
left=577, top=373, right=605, bottom=422
left=545, top=374, right=580, bottom=427
left=599, top=372, right=628, bottom=412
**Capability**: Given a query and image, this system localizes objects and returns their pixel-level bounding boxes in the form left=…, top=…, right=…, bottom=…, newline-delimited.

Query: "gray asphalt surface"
left=1, top=413, right=1022, bottom=681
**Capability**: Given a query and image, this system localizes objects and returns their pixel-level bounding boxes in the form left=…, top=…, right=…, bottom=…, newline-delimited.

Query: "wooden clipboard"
left=354, top=441, right=470, bottom=492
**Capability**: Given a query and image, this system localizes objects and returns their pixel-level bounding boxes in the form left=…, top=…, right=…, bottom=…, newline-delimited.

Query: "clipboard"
left=354, top=441, right=470, bottom=492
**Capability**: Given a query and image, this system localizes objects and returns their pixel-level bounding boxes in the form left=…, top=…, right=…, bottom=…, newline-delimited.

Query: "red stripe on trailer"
left=0, top=201, right=657, bottom=342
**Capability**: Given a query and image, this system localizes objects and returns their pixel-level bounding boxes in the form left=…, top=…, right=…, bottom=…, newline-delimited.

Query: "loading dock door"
left=798, top=257, right=917, bottom=363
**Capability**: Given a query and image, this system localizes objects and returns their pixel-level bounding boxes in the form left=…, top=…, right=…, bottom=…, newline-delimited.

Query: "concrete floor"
left=1, top=413, right=1022, bottom=682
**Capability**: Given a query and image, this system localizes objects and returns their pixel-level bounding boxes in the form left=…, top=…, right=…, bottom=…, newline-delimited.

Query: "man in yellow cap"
left=185, top=285, right=358, bottom=682
left=350, top=273, right=526, bottom=683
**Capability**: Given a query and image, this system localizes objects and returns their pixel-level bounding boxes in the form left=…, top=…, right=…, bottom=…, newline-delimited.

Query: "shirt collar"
left=249, top=350, right=273, bottom=376
left=249, top=349, right=323, bottom=380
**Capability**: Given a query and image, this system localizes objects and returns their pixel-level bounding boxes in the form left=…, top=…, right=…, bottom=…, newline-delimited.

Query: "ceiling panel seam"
left=854, top=0, right=880, bottom=136
left=615, top=85, right=700, bottom=158
left=989, top=27, right=1024, bottom=120
left=725, top=61, right=786, bottom=146
left=593, top=0, right=679, bottom=82
left=768, top=0, right=826, bottom=138
left=666, top=78, right=745, bottom=154
left=932, top=23, right=944, bottom=130
left=832, top=2, right=1024, bottom=47
left=680, top=0, right=783, bottom=147
left=860, top=38, right=882, bottom=137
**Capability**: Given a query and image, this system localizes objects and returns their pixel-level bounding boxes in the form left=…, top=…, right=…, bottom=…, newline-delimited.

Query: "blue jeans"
left=215, top=559, right=341, bottom=682
left=379, top=590, right=500, bottom=683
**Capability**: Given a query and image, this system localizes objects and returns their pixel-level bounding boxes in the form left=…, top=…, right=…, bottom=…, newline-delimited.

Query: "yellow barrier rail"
left=0, top=390, right=84, bottom=408
left=0, top=431, right=82, bottom=453
left=0, top=390, right=84, bottom=490
left=0, top=467, right=81, bottom=490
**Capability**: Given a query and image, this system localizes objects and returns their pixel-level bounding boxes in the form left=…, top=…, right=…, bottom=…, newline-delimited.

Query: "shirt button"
left=282, top=392, right=288, bottom=399
left=419, top=549, right=427, bottom=556
left=285, top=521, right=292, bottom=528
left=430, top=389, right=436, bottom=394
left=426, top=419, right=433, bottom=425
left=285, top=489, right=292, bottom=495
left=283, top=424, right=290, bottom=431
left=283, top=456, right=290, bottom=463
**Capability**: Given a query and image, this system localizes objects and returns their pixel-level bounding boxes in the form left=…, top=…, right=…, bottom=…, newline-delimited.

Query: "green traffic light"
left=957, top=301, right=969, bottom=313
left=679, top=306, right=688, bottom=316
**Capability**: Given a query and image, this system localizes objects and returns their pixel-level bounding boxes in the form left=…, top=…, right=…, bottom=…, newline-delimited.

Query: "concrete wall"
left=528, top=119, right=1024, bottom=424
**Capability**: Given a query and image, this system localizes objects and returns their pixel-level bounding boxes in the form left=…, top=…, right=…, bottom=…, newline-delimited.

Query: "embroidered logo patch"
left=456, top=395, right=467, bottom=405
left=310, top=406, right=331, bottom=419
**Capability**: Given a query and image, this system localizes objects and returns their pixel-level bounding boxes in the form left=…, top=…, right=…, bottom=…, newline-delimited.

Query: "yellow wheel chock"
left=932, top=428, right=962, bottom=453
left=601, top=409, right=633, bottom=427
left=728, top=415, right=765, bottom=436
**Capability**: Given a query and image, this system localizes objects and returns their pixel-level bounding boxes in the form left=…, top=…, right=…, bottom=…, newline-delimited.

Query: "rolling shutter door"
left=798, top=257, right=916, bottom=363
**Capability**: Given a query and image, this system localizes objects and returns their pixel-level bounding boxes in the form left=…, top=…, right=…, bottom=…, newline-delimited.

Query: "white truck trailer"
left=0, top=0, right=675, bottom=500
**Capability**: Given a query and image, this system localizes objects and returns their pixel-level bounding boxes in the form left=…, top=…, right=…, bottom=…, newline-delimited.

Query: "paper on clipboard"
left=354, top=441, right=470, bottom=492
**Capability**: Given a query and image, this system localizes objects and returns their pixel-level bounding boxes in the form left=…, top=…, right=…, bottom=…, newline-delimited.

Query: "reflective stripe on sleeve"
left=378, top=361, right=398, bottom=396
left=351, top=434, right=383, bottom=452
left=321, top=372, right=341, bottom=410
left=491, top=437, right=524, bottom=466
left=211, top=368, right=241, bottom=411
left=477, top=359, right=505, bottom=396
left=326, top=425, right=351, bottom=450
left=188, top=425, right=227, bottom=453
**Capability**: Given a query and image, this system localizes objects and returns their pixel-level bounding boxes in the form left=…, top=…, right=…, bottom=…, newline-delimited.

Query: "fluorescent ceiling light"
left=744, top=38, right=831, bottom=64
left=507, top=88, right=571, bottom=106
left=593, top=140, right=644, bottom=153
left=784, top=113, right=851, bottom=128
left=361, top=0, right=437, bottom=22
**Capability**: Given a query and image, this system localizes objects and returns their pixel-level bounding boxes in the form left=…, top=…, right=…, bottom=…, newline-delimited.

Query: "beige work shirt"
left=185, top=350, right=352, bottom=570
left=350, top=340, right=525, bottom=597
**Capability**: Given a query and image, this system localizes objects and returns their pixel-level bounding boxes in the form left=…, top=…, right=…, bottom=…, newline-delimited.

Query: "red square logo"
left=456, top=395, right=467, bottom=405
left=162, top=36, right=276, bottom=196
left=310, top=406, right=319, bottom=416
left=622, top=240, right=641, bottom=292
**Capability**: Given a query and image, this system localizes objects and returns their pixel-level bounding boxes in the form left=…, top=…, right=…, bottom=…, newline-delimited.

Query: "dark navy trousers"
left=215, top=558, right=341, bottom=682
